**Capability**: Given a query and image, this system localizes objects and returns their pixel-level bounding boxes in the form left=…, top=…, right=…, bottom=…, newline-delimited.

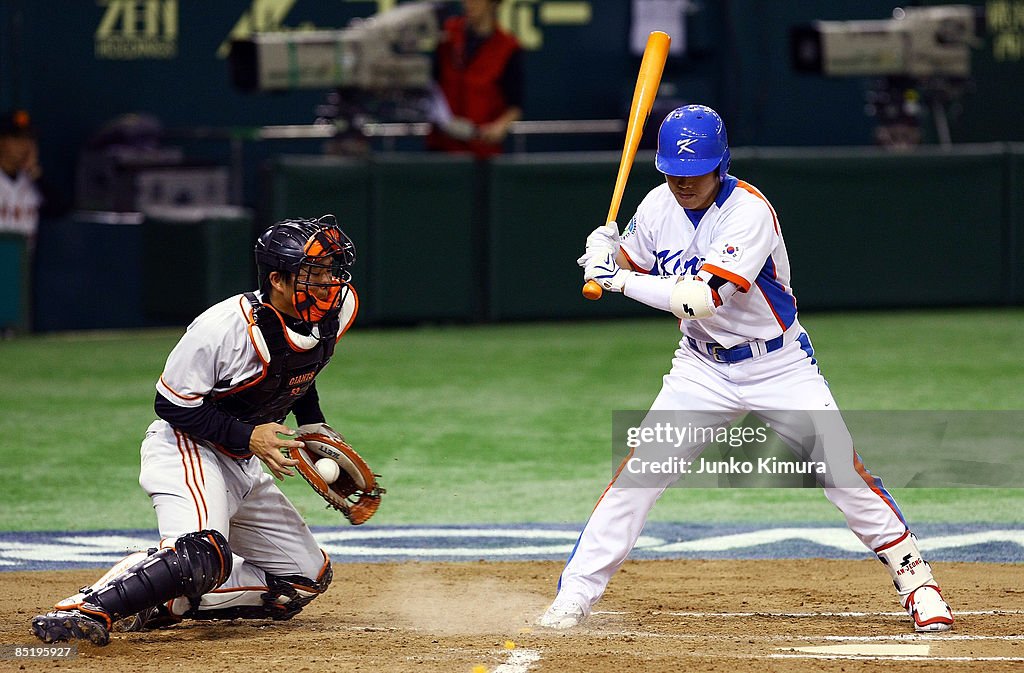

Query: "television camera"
left=228, top=1, right=445, bottom=147
left=790, top=5, right=985, bottom=146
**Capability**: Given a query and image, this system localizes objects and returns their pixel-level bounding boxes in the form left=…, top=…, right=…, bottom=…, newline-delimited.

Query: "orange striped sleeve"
left=701, top=263, right=751, bottom=292
left=736, top=180, right=780, bottom=234
left=159, top=375, right=203, bottom=401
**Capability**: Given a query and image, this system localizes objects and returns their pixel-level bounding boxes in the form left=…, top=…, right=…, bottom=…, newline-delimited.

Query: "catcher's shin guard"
left=44, top=531, right=231, bottom=631
left=875, top=530, right=953, bottom=632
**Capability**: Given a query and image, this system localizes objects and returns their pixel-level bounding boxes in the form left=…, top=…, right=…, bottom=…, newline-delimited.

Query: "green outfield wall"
left=369, top=155, right=483, bottom=323
left=0, top=234, right=29, bottom=332
left=1010, top=144, right=1024, bottom=304
left=262, top=155, right=375, bottom=322
left=20, top=145, right=1024, bottom=331
left=141, top=207, right=254, bottom=324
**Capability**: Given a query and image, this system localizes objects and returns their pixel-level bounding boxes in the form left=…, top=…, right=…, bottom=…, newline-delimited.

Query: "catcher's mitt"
left=292, top=424, right=384, bottom=525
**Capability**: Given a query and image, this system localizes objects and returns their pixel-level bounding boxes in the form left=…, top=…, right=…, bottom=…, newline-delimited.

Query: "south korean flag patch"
left=721, top=243, right=741, bottom=261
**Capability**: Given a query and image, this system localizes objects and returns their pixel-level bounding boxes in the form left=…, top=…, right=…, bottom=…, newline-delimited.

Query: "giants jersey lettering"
left=620, top=176, right=798, bottom=347
left=156, top=290, right=358, bottom=411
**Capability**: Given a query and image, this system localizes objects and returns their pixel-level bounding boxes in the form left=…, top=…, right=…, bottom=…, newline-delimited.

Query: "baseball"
left=315, top=458, right=340, bottom=484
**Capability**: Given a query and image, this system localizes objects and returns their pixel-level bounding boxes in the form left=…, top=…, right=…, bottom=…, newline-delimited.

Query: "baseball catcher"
left=32, top=215, right=383, bottom=646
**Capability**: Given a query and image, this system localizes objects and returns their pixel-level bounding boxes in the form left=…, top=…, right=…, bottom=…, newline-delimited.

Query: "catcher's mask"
left=254, top=215, right=356, bottom=323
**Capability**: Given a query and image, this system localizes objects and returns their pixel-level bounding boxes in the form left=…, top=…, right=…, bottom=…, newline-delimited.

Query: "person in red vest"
left=427, top=0, right=524, bottom=157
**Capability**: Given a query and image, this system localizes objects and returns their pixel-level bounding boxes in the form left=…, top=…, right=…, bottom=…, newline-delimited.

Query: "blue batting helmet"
left=655, top=105, right=731, bottom=180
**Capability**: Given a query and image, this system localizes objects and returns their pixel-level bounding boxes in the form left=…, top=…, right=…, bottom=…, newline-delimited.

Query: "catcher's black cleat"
left=116, top=604, right=179, bottom=632
left=31, top=609, right=111, bottom=646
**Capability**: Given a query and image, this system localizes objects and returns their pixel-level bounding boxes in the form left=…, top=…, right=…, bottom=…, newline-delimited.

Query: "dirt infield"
left=3, top=559, right=1022, bottom=672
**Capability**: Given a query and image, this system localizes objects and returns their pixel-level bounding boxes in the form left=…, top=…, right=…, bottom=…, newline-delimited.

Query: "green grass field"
left=1, top=307, right=1022, bottom=532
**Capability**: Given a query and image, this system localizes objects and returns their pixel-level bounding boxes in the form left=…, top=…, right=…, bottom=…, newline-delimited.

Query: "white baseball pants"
left=138, top=420, right=328, bottom=615
left=556, top=328, right=909, bottom=612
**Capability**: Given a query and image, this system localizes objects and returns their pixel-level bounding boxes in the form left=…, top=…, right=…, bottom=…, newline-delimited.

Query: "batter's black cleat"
left=31, top=609, right=111, bottom=646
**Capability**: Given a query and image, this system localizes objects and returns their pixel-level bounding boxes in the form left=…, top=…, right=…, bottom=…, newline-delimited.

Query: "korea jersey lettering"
left=619, top=175, right=798, bottom=348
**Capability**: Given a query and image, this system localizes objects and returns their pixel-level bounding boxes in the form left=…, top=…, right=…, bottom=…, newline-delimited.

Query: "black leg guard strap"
left=188, top=562, right=332, bottom=622
left=263, top=564, right=334, bottom=620
left=87, top=530, right=232, bottom=625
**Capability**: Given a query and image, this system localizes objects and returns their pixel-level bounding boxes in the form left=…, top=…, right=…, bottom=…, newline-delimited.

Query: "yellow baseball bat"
left=583, top=31, right=670, bottom=300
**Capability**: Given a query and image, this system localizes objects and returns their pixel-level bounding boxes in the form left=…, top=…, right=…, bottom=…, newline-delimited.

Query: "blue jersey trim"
left=683, top=177, right=738, bottom=229
left=684, top=208, right=706, bottom=228
left=797, top=332, right=817, bottom=366
left=755, top=256, right=797, bottom=329
left=715, top=175, right=738, bottom=208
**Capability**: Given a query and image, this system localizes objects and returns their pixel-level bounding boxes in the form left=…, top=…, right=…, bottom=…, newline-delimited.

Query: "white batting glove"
left=584, top=252, right=627, bottom=293
left=576, top=223, right=621, bottom=268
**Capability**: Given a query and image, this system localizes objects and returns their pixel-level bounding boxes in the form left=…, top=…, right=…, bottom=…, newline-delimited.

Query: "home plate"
left=787, top=644, right=930, bottom=657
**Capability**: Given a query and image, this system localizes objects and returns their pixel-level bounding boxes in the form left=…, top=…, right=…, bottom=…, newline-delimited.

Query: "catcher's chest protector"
left=211, top=293, right=338, bottom=424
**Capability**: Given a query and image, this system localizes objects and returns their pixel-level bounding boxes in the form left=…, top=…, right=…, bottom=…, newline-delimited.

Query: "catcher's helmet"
left=255, top=215, right=355, bottom=323
left=655, top=105, right=731, bottom=180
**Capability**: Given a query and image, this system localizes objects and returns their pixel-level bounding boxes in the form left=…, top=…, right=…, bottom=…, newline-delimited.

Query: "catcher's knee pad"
left=172, top=530, right=233, bottom=596
left=74, top=530, right=232, bottom=624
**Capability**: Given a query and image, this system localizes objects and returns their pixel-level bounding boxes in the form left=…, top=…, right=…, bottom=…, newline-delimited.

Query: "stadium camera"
left=790, top=5, right=984, bottom=78
left=790, top=5, right=985, bottom=147
left=228, top=1, right=441, bottom=93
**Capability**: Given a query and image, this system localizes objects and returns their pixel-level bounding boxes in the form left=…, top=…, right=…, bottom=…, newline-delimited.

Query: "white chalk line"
left=567, top=626, right=1024, bottom=663
left=341, top=621, right=1024, bottom=644
left=590, top=629, right=1024, bottom=643
left=622, top=609, right=1024, bottom=618
left=818, top=634, right=1024, bottom=642
left=770, top=654, right=1024, bottom=662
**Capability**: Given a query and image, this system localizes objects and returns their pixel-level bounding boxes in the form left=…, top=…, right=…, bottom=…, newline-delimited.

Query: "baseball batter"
left=32, top=215, right=359, bottom=646
left=538, top=106, right=954, bottom=633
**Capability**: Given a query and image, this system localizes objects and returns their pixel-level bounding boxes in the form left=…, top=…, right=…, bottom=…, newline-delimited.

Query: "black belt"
left=687, top=334, right=785, bottom=363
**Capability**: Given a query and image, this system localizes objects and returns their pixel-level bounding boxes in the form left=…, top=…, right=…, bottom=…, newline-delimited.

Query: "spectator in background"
left=427, top=0, right=524, bottom=158
left=0, top=110, right=43, bottom=244
left=0, top=110, right=67, bottom=245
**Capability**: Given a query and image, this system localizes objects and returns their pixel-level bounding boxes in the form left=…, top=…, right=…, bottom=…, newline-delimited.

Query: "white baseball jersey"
left=619, top=176, right=797, bottom=348
left=0, top=170, right=41, bottom=236
left=156, top=291, right=358, bottom=409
